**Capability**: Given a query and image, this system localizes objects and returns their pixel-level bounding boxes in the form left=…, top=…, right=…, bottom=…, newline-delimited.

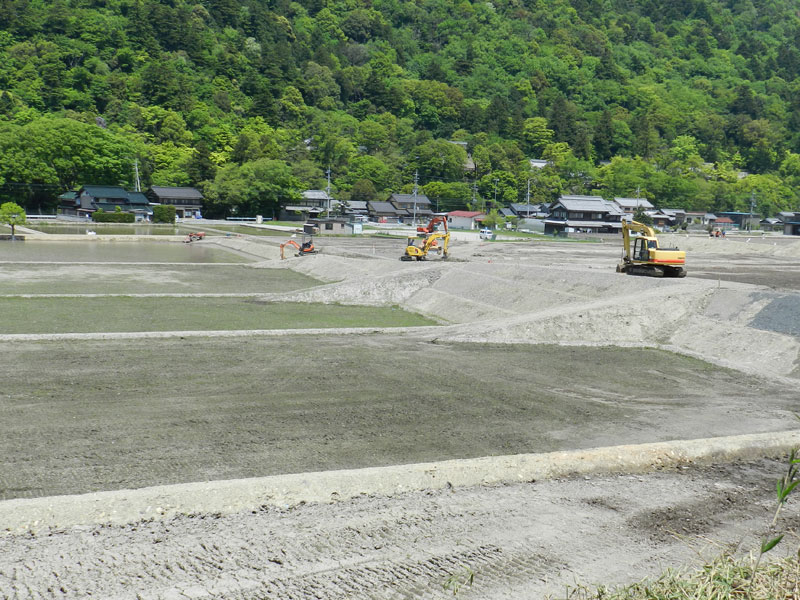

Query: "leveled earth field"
left=1, top=227, right=799, bottom=599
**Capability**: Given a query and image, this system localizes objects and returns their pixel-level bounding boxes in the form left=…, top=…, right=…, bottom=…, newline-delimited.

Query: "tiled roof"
left=80, top=185, right=130, bottom=199
left=614, top=197, right=654, bottom=209
left=149, top=186, right=203, bottom=200
left=554, top=196, right=625, bottom=215
left=390, top=193, right=431, bottom=206
left=368, top=201, right=403, bottom=215
left=302, top=190, right=331, bottom=201
left=448, top=210, right=485, bottom=218
left=127, top=192, right=149, bottom=205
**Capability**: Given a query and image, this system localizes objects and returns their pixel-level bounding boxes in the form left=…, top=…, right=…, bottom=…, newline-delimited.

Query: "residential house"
left=343, top=200, right=369, bottom=218
left=716, top=211, right=759, bottom=230
left=146, top=186, right=204, bottom=219
left=367, top=201, right=406, bottom=223
left=543, top=195, right=624, bottom=234
left=281, top=190, right=338, bottom=221
left=760, top=217, right=783, bottom=232
left=447, top=210, right=486, bottom=230
left=613, top=197, right=654, bottom=214
left=714, top=216, right=735, bottom=231
left=660, top=208, right=686, bottom=225
left=643, top=208, right=686, bottom=229
left=529, top=159, right=550, bottom=170
left=777, top=212, right=800, bottom=236
left=510, top=203, right=548, bottom=218
left=389, top=193, right=433, bottom=221
left=684, top=211, right=717, bottom=227
left=62, top=185, right=153, bottom=220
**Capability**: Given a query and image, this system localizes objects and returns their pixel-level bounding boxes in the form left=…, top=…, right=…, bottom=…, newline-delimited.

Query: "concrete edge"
left=2, top=430, right=798, bottom=535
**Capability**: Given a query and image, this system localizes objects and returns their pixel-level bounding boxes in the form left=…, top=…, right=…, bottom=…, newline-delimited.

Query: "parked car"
left=479, top=227, right=493, bottom=240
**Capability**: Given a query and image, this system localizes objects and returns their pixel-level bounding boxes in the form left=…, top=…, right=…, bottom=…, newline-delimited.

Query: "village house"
left=777, top=212, right=800, bottom=235
left=367, top=200, right=406, bottom=223
left=388, top=193, right=433, bottom=221
left=543, top=195, right=624, bottom=234
left=281, top=190, right=338, bottom=221
left=613, top=197, right=654, bottom=214
left=146, top=186, right=204, bottom=219
left=60, top=185, right=152, bottom=220
left=684, top=211, right=717, bottom=227
left=447, top=210, right=486, bottom=230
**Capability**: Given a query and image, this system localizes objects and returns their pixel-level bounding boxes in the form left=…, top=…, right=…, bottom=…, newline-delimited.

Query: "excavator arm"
left=416, top=215, right=448, bottom=235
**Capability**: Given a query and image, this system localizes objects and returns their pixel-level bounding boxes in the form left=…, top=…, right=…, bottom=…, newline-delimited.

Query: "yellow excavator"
left=618, top=220, right=686, bottom=278
left=401, top=216, right=450, bottom=261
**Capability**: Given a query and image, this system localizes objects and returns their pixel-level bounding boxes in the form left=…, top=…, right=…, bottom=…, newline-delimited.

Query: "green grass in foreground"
left=561, top=554, right=800, bottom=599
left=0, top=297, right=437, bottom=333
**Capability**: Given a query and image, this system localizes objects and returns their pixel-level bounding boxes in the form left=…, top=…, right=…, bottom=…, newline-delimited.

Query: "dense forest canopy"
left=2, top=0, right=800, bottom=217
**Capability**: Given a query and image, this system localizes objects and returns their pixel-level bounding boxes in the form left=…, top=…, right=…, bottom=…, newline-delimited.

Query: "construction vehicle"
left=415, top=215, right=447, bottom=235
left=183, top=231, right=205, bottom=243
left=280, top=234, right=318, bottom=259
left=401, top=216, right=450, bottom=261
left=618, top=220, right=686, bottom=278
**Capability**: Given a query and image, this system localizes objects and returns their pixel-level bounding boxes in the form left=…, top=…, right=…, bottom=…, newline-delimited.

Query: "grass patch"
left=0, top=264, right=321, bottom=295
left=563, top=554, right=800, bottom=599
left=0, top=297, right=436, bottom=333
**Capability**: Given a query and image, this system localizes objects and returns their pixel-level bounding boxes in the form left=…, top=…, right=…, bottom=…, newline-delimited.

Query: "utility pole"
left=134, top=159, right=141, bottom=192
left=326, top=167, right=332, bottom=217
left=472, top=182, right=478, bottom=211
left=749, top=191, right=756, bottom=232
left=493, top=178, right=499, bottom=208
left=412, top=169, right=418, bottom=226
left=526, top=179, right=531, bottom=217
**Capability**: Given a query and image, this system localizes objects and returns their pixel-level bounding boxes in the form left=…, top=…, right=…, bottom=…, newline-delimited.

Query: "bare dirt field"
left=1, top=229, right=799, bottom=599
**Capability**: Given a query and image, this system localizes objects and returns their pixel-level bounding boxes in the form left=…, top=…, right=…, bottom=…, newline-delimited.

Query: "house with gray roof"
left=544, top=195, right=624, bottom=234
left=510, top=203, right=549, bottom=218
left=367, top=200, right=406, bottom=222
left=778, top=211, right=800, bottom=235
left=60, top=185, right=153, bottom=220
left=146, top=186, right=204, bottom=218
left=389, top=193, right=433, bottom=221
left=613, top=197, right=654, bottom=214
left=280, top=190, right=340, bottom=221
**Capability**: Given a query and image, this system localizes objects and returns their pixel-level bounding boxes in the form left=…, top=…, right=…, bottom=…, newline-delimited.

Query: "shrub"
left=92, top=209, right=135, bottom=223
left=152, top=205, right=176, bottom=223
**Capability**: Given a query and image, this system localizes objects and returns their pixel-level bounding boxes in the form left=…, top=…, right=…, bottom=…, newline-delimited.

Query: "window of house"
left=325, top=223, right=333, bottom=230
left=573, top=212, right=583, bottom=219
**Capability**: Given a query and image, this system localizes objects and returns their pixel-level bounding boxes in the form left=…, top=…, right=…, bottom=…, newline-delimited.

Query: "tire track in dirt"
left=0, top=460, right=790, bottom=599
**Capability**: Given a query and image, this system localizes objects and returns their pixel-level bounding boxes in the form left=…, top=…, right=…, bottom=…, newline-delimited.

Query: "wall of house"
left=448, top=216, right=479, bottom=229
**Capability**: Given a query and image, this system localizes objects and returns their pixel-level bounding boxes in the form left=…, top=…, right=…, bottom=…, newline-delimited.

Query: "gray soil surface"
left=1, top=336, right=795, bottom=501
left=2, top=231, right=800, bottom=598
left=1, top=459, right=797, bottom=599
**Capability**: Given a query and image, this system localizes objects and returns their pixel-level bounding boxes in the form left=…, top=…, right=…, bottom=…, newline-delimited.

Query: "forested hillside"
left=2, top=0, right=800, bottom=218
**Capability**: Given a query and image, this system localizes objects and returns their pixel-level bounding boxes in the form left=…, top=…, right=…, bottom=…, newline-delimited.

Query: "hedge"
left=92, top=210, right=135, bottom=223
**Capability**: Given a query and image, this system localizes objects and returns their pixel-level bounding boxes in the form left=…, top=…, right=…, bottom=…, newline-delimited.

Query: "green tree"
left=0, top=202, right=26, bottom=239
left=205, top=159, right=301, bottom=219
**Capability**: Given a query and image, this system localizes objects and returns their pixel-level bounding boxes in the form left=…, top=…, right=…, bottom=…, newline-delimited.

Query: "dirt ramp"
left=279, top=259, right=447, bottom=306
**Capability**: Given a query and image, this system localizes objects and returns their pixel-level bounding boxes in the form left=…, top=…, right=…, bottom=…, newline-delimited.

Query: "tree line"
left=1, top=0, right=800, bottom=218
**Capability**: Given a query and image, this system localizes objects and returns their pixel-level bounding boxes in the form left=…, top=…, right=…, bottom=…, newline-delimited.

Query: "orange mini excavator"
left=280, top=234, right=319, bottom=259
